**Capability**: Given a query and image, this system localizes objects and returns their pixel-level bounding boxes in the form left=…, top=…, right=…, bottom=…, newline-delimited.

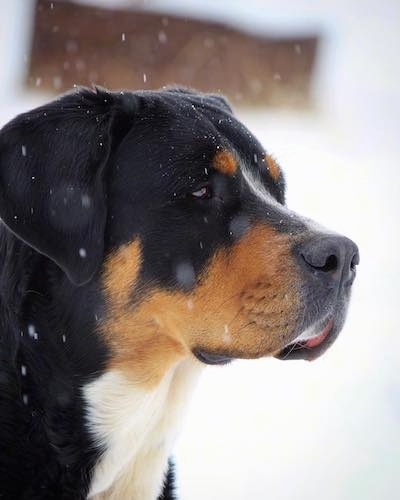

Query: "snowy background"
left=1, top=1, right=400, bottom=499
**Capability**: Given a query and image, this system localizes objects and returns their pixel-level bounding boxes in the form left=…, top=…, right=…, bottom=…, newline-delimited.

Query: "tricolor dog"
left=0, top=87, right=359, bottom=499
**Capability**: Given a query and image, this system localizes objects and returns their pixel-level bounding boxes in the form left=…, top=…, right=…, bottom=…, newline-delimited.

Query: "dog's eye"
left=190, top=186, right=212, bottom=199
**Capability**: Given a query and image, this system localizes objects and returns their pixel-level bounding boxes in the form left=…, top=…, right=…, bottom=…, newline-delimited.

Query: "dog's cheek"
left=182, top=224, right=303, bottom=358
left=98, top=227, right=304, bottom=385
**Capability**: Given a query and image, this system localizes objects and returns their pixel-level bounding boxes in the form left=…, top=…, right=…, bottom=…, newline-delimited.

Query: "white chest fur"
left=84, top=359, right=202, bottom=500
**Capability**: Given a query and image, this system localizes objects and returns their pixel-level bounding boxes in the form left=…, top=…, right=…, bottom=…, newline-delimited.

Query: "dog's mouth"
left=193, top=317, right=340, bottom=366
left=274, top=318, right=336, bottom=361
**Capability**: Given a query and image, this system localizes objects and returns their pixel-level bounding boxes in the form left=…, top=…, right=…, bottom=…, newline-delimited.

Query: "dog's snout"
left=298, top=235, right=359, bottom=287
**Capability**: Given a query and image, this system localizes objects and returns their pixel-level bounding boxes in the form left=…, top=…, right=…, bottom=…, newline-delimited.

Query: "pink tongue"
left=305, top=320, right=333, bottom=348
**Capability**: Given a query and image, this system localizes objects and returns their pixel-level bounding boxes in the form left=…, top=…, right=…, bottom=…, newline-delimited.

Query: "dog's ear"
left=0, top=87, right=136, bottom=285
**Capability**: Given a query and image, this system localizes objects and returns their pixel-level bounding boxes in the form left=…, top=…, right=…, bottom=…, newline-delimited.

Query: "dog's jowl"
left=0, top=87, right=359, bottom=499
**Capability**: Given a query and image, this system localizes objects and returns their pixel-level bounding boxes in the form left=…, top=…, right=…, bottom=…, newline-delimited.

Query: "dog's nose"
left=298, top=235, right=359, bottom=288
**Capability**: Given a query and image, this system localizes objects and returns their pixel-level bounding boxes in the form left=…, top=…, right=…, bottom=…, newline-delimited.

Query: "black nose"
left=298, top=235, right=359, bottom=287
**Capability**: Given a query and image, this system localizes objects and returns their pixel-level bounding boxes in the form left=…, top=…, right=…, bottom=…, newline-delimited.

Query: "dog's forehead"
left=138, top=92, right=257, bottom=150
left=134, top=94, right=272, bottom=178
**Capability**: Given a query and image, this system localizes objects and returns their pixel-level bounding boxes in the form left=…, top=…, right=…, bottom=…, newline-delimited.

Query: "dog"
left=0, top=87, right=358, bottom=499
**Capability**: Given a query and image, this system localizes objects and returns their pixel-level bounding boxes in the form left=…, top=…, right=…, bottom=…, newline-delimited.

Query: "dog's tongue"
left=305, top=320, right=333, bottom=348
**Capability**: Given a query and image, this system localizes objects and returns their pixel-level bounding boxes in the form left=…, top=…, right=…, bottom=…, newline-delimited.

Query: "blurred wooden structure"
left=27, top=0, right=319, bottom=107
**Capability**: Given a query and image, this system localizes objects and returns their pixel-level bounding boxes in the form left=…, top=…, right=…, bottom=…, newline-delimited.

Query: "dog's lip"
left=193, top=319, right=336, bottom=365
left=303, top=319, right=333, bottom=348
left=193, top=349, right=233, bottom=366
left=274, top=318, right=335, bottom=361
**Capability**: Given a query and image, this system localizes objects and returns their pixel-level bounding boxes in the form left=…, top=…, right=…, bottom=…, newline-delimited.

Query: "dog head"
left=0, top=87, right=359, bottom=384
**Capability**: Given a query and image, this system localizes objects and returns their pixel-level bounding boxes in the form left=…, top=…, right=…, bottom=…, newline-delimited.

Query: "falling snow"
left=175, top=262, right=195, bottom=290
left=81, top=194, right=91, bottom=208
left=28, top=324, right=38, bottom=340
left=158, top=31, right=168, bottom=44
left=53, top=76, right=62, bottom=90
left=222, top=324, right=231, bottom=344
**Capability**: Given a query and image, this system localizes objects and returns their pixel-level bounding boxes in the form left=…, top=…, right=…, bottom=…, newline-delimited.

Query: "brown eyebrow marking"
left=212, top=150, right=238, bottom=176
left=265, top=154, right=281, bottom=181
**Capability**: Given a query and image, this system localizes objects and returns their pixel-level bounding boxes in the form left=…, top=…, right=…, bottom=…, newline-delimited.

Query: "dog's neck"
left=84, top=357, right=202, bottom=499
left=1, top=228, right=203, bottom=499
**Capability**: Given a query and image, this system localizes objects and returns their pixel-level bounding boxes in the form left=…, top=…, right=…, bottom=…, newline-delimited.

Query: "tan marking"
left=102, top=240, right=142, bottom=307
left=101, top=240, right=186, bottom=386
left=265, top=154, right=281, bottom=181
left=100, top=225, right=301, bottom=388
left=212, top=149, right=238, bottom=175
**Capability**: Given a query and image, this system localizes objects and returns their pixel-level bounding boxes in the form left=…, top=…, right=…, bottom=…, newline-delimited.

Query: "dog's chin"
left=193, top=349, right=234, bottom=366
left=193, top=309, right=347, bottom=366
left=193, top=320, right=342, bottom=366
